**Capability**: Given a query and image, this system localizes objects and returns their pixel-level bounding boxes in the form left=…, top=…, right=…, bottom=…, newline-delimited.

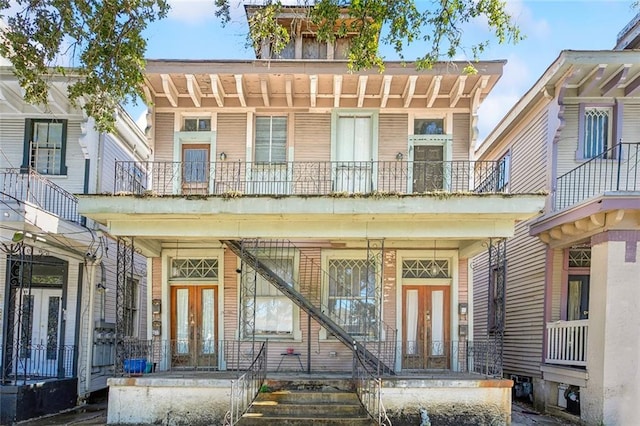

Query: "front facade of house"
left=77, top=7, right=545, bottom=425
left=0, top=65, right=150, bottom=423
left=473, top=38, right=640, bottom=425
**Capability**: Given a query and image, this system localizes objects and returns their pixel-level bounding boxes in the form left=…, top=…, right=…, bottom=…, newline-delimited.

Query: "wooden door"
left=568, top=275, right=589, bottom=320
left=402, top=285, right=450, bottom=369
left=170, top=286, right=217, bottom=369
left=182, top=144, right=210, bottom=195
left=413, top=145, right=444, bottom=192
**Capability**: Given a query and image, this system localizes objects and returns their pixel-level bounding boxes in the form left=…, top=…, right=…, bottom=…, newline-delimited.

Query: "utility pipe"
left=84, top=259, right=100, bottom=396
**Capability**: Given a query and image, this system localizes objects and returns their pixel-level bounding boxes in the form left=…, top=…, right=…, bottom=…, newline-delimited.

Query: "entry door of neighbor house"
left=335, top=115, right=372, bottom=192
left=413, top=145, right=444, bottom=192
left=171, top=286, right=217, bottom=368
left=16, top=288, right=62, bottom=377
left=182, top=144, right=210, bottom=195
left=567, top=275, right=589, bottom=320
left=402, top=285, right=450, bottom=369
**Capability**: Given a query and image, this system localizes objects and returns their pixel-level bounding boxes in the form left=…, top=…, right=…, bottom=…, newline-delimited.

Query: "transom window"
left=255, top=116, right=287, bottom=163
left=568, top=246, right=591, bottom=268
left=414, top=118, right=444, bottom=135
left=171, top=259, right=218, bottom=279
left=402, top=259, right=450, bottom=279
left=583, top=107, right=611, bottom=159
left=183, top=118, right=211, bottom=132
left=327, top=258, right=378, bottom=339
left=23, top=119, right=67, bottom=175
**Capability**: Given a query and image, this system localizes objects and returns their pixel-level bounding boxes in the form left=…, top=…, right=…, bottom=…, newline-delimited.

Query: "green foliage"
left=245, top=1, right=290, bottom=58
left=0, top=0, right=169, bottom=132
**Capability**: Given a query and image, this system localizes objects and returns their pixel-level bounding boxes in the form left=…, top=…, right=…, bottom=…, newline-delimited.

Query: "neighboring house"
left=77, top=5, right=545, bottom=425
left=0, top=64, right=151, bottom=423
left=473, top=15, right=640, bottom=426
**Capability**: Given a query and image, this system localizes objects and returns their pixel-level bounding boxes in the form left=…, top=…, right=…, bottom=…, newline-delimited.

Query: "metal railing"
left=0, top=168, right=81, bottom=223
left=228, top=239, right=396, bottom=375
left=114, top=160, right=504, bottom=196
left=399, top=340, right=503, bottom=376
left=555, top=142, right=640, bottom=211
left=353, top=348, right=391, bottom=426
left=1, top=344, right=75, bottom=384
left=466, top=339, right=503, bottom=377
left=545, top=320, right=588, bottom=367
left=224, top=341, right=268, bottom=425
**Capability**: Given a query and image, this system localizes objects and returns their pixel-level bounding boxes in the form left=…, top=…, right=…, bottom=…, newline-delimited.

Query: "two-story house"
left=77, top=5, right=545, bottom=425
left=0, top=63, right=151, bottom=423
left=473, top=15, right=640, bottom=426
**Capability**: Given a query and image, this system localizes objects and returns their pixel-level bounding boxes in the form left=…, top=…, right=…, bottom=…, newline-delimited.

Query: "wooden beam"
left=600, top=64, right=631, bottom=97
left=449, top=75, right=467, bottom=108
left=379, top=75, right=392, bottom=108
left=260, top=76, right=270, bottom=107
left=160, top=74, right=179, bottom=107
left=209, top=74, right=226, bottom=107
left=402, top=75, right=418, bottom=108
left=234, top=74, right=246, bottom=107
left=309, top=75, right=318, bottom=108
left=577, top=64, right=606, bottom=96
left=357, top=75, right=368, bottom=108
left=285, top=75, right=293, bottom=108
left=606, top=209, right=625, bottom=226
left=426, top=75, right=442, bottom=108
left=470, top=75, right=489, bottom=113
left=142, top=84, right=153, bottom=105
left=624, top=69, right=640, bottom=96
left=333, top=75, right=342, bottom=108
left=590, top=212, right=606, bottom=227
left=185, top=74, right=202, bottom=107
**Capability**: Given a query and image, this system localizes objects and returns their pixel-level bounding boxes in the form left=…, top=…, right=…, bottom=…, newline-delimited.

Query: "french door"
left=402, top=285, right=450, bottom=369
left=170, top=286, right=217, bottom=368
left=335, top=115, right=372, bottom=192
left=413, top=145, right=445, bottom=192
left=182, top=144, right=210, bottom=195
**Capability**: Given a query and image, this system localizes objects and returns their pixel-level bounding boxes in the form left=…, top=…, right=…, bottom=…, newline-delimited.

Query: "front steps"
left=238, top=380, right=375, bottom=425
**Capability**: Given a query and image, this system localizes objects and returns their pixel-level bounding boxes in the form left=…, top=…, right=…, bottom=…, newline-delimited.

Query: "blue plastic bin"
left=124, top=358, right=147, bottom=374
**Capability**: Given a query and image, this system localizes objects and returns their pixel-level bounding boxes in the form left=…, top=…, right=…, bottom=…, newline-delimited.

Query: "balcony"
left=0, top=168, right=81, bottom=224
left=554, top=142, right=640, bottom=212
left=545, top=320, right=588, bottom=367
left=114, top=159, right=506, bottom=197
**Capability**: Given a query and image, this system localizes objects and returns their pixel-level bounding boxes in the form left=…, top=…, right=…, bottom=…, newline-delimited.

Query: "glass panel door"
left=568, top=275, right=589, bottom=320
left=413, top=145, right=444, bottom=192
left=335, top=116, right=372, bottom=192
left=182, top=144, right=210, bottom=195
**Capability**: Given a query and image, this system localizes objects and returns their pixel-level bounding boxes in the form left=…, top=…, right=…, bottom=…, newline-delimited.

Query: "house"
left=472, top=15, right=640, bottom=426
left=76, top=4, right=545, bottom=425
left=0, top=62, right=151, bottom=423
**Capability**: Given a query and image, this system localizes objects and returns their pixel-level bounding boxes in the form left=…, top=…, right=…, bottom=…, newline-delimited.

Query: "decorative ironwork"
left=568, top=246, right=591, bottom=268
left=402, top=258, right=450, bottom=278
left=46, top=297, right=60, bottom=360
left=115, top=237, right=135, bottom=376
left=224, top=341, right=268, bottom=425
left=555, top=142, right=640, bottom=211
left=170, top=258, right=219, bottom=279
left=488, top=238, right=507, bottom=334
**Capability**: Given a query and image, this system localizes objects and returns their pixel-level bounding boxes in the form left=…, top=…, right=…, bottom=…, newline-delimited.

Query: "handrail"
left=555, top=142, right=640, bottom=211
left=353, top=348, right=392, bottom=426
left=224, top=341, right=268, bottom=425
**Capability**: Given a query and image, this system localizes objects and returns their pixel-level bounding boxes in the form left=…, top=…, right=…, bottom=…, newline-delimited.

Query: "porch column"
left=584, top=231, right=640, bottom=426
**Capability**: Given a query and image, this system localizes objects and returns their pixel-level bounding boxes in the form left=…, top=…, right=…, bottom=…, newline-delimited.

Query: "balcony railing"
left=555, top=142, right=640, bottom=211
left=0, top=168, right=81, bottom=224
left=545, top=320, right=588, bottom=367
left=114, top=160, right=504, bottom=197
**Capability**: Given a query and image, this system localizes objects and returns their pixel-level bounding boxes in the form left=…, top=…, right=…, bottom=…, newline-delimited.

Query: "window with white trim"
left=255, top=116, right=287, bottom=164
left=183, top=118, right=211, bottom=132
left=23, top=119, right=67, bottom=175
left=583, top=107, right=611, bottom=159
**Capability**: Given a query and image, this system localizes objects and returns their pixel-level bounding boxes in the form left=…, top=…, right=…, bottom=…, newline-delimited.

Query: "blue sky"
left=137, top=0, right=637, bottom=140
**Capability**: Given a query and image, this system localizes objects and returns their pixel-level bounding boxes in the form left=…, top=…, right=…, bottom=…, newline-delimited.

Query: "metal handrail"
left=555, top=142, right=640, bottom=211
left=114, top=159, right=503, bottom=196
left=353, top=348, right=392, bottom=426
left=0, top=168, right=81, bottom=223
left=224, top=341, right=268, bottom=425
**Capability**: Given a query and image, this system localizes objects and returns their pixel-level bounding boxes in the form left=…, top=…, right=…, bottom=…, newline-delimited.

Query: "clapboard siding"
left=452, top=113, right=470, bottom=161
left=0, top=118, right=26, bottom=169
left=294, top=113, right=331, bottom=161
left=61, top=121, right=88, bottom=194
left=622, top=103, right=640, bottom=142
left=379, top=114, right=408, bottom=161
left=217, top=113, right=247, bottom=162
left=510, top=111, right=548, bottom=193
left=556, top=104, right=580, bottom=178
left=154, top=113, right=175, bottom=162
left=472, top=251, right=490, bottom=339
left=100, top=133, right=140, bottom=193
left=550, top=249, right=563, bottom=322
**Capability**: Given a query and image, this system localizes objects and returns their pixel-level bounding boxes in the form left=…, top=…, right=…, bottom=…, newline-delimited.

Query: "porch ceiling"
left=79, top=194, right=544, bottom=256
left=143, top=60, right=504, bottom=110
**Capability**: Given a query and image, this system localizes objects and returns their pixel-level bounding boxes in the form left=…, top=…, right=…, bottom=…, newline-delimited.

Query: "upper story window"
left=414, top=119, right=444, bottom=135
left=255, top=116, right=287, bottom=164
left=583, top=107, right=611, bottom=158
left=183, top=118, right=211, bottom=132
left=22, top=119, right=67, bottom=175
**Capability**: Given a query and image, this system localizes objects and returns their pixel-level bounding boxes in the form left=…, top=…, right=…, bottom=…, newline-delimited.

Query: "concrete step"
left=238, top=414, right=375, bottom=425
left=258, top=389, right=361, bottom=404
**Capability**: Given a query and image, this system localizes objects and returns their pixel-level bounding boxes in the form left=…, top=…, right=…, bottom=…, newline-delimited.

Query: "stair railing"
left=224, top=340, right=268, bottom=425
left=353, top=347, right=392, bottom=426
left=225, top=239, right=396, bottom=375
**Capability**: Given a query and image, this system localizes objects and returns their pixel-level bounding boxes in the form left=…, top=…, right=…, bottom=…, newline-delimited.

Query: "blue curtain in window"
left=584, top=110, right=609, bottom=158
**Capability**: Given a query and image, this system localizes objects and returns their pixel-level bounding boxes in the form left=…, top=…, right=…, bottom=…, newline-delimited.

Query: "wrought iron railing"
left=353, top=348, right=391, bottom=426
left=114, top=160, right=504, bottom=196
left=0, top=344, right=75, bottom=384
left=545, top=320, right=588, bottom=367
left=224, top=341, right=268, bottom=425
left=400, top=340, right=502, bottom=376
left=466, top=339, right=503, bottom=377
left=0, top=168, right=81, bottom=223
left=555, top=142, right=640, bottom=211
left=228, top=238, right=396, bottom=375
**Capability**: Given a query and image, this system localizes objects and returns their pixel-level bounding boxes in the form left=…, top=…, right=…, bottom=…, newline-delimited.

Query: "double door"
left=170, top=286, right=217, bottom=368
